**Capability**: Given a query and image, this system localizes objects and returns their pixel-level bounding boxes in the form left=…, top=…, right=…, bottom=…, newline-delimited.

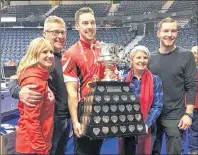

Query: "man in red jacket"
left=188, top=45, right=198, bottom=154
left=61, top=7, right=106, bottom=155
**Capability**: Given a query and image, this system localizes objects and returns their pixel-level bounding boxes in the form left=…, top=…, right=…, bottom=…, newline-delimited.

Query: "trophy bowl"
left=97, top=42, right=121, bottom=81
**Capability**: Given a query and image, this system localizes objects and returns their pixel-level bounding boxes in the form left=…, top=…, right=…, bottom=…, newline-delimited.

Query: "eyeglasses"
left=45, top=30, right=66, bottom=36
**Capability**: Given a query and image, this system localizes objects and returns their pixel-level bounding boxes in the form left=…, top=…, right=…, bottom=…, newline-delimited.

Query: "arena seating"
left=1, top=3, right=111, bottom=18
left=115, top=1, right=165, bottom=16
left=0, top=1, right=197, bottom=154
left=166, top=1, right=197, bottom=13
left=1, top=27, right=136, bottom=66
left=0, top=4, right=51, bottom=18
left=1, top=23, right=197, bottom=66
left=49, top=3, right=111, bottom=17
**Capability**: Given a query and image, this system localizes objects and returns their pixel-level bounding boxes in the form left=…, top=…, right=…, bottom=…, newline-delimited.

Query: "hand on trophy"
left=103, top=66, right=119, bottom=81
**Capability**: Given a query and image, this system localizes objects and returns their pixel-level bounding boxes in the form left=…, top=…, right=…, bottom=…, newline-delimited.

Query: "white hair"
left=129, top=45, right=150, bottom=58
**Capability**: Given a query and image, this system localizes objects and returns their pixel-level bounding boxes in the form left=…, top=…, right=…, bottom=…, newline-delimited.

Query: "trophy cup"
left=78, top=42, right=146, bottom=140
left=97, top=42, right=120, bottom=81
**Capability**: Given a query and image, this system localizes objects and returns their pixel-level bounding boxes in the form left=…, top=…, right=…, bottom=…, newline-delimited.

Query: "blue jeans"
left=188, top=108, right=198, bottom=153
left=50, top=117, right=70, bottom=155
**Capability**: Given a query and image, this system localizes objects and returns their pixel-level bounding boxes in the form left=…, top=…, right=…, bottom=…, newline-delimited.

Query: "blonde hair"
left=158, top=17, right=178, bottom=31
left=16, top=37, right=54, bottom=78
left=75, top=7, right=94, bottom=24
left=129, top=45, right=150, bottom=59
left=44, top=15, right=66, bottom=31
left=191, top=46, right=198, bottom=53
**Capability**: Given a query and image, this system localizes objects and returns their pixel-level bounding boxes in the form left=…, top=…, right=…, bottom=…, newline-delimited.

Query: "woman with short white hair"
left=119, top=45, right=163, bottom=155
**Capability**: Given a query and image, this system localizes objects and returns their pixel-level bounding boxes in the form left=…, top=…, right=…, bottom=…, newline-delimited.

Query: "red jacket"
left=195, top=93, right=198, bottom=108
left=62, top=40, right=105, bottom=98
left=16, top=66, right=55, bottom=154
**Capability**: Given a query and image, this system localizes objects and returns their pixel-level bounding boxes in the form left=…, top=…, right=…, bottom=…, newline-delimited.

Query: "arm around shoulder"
left=8, top=79, right=21, bottom=99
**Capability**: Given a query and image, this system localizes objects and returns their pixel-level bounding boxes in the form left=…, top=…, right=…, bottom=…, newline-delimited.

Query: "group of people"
left=8, top=6, right=198, bottom=155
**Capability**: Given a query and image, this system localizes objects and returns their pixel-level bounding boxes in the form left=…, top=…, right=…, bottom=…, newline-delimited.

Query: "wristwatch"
left=184, top=112, right=194, bottom=119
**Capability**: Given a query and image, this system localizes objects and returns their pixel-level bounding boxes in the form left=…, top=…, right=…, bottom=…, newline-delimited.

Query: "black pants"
left=152, top=119, right=184, bottom=155
left=74, top=135, right=103, bottom=155
left=50, top=117, right=70, bottom=155
left=123, top=136, right=137, bottom=155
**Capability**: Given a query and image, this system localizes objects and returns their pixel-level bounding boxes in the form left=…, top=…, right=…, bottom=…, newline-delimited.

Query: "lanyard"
left=78, top=41, right=98, bottom=64
left=78, top=41, right=101, bottom=82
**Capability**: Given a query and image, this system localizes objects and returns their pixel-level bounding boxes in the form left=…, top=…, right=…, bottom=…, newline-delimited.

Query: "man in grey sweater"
left=149, top=17, right=196, bottom=154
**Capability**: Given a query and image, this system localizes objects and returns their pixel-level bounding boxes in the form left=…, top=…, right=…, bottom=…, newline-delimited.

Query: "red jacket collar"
left=80, top=39, right=97, bottom=49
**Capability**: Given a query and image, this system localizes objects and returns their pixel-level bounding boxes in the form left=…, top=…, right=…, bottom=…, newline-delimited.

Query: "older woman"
left=15, top=37, right=55, bottom=155
left=119, top=45, right=163, bottom=155
left=188, top=46, right=198, bottom=154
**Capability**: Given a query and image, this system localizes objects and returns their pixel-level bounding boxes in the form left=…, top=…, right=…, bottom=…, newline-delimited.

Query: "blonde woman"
left=188, top=46, right=198, bottom=154
left=15, top=37, right=55, bottom=155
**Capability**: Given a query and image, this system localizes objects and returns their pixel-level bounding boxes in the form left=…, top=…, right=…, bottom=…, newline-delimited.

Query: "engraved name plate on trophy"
left=79, top=77, right=146, bottom=139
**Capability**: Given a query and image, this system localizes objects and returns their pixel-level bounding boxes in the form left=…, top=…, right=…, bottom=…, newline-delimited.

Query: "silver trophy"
left=79, top=43, right=147, bottom=139
left=97, top=42, right=123, bottom=81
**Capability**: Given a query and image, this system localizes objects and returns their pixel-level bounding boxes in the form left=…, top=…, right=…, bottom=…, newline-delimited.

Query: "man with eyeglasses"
left=8, top=16, right=70, bottom=155
left=45, top=30, right=66, bottom=36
